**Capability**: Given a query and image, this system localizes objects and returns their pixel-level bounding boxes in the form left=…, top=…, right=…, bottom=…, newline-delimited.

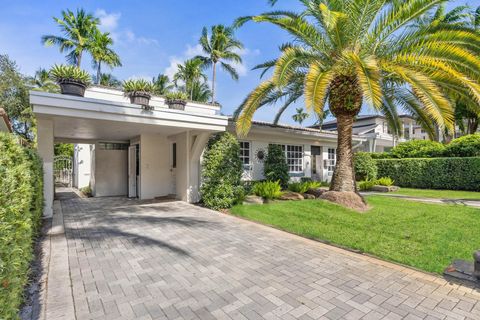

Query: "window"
left=239, top=141, right=251, bottom=169
left=327, top=148, right=336, bottom=176
left=285, top=145, right=303, bottom=173
left=172, top=143, right=177, bottom=168
left=98, top=142, right=129, bottom=150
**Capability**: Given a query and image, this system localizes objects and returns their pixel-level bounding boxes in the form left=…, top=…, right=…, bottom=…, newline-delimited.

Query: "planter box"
left=371, top=185, right=399, bottom=192
left=59, top=80, right=87, bottom=97
left=167, top=99, right=187, bottom=111
left=129, top=92, right=152, bottom=109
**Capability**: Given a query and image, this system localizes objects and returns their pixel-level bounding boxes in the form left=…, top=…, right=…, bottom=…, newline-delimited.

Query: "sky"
left=0, top=0, right=475, bottom=126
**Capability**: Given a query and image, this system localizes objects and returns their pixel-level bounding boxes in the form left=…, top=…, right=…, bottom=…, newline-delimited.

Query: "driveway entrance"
left=60, top=196, right=480, bottom=319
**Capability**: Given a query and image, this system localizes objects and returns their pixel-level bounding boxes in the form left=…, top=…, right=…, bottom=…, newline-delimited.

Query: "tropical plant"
left=189, top=80, right=212, bottom=103
left=234, top=0, right=480, bottom=201
left=358, top=178, right=376, bottom=191
left=292, top=107, right=309, bottom=125
left=201, top=132, right=243, bottom=209
left=252, top=180, right=283, bottom=199
left=30, top=68, right=58, bottom=92
left=42, top=9, right=99, bottom=67
left=49, top=64, right=91, bottom=85
left=152, top=74, right=174, bottom=95
left=0, top=55, right=35, bottom=143
left=195, top=25, right=243, bottom=103
left=263, top=144, right=289, bottom=188
left=90, top=29, right=121, bottom=84
left=122, top=79, right=154, bottom=95
left=287, top=180, right=320, bottom=193
left=94, top=73, right=122, bottom=88
left=376, top=177, right=394, bottom=187
left=165, top=91, right=188, bottom=102
left=173, top=58, right=207, bottom=100
left=455, top=100, right=479, bottom=135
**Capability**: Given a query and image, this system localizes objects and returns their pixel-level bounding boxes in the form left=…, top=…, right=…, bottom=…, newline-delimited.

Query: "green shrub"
left=390, top=140, right=445, bottom=158
left=165, top=91, right=188, bottom=101
left=358, top=179, right=376, bottom=191
left=444, top=134, right=480, bottom=157
left=354, top=152, right=378, bottom=181
left=264, top=144, right=289, bottom=188
left=122, top=79, right=154, bottom=95
left=252, top=181, right=283, bottom=199
left=0, top=132, right=43, bottom=319
left=49, top=64, right=91, bottom=85
left=201, top=132, right=243, bottom=210
left=376, top=157, right=480, bottom=191
left=370, top=152, right=393, bottom=159
left=288, top=181, right=322, bottom=193
left=376, top=177, right=394, bottom=186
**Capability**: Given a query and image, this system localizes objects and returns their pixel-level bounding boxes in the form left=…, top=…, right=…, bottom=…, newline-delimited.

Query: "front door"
left=170, top=143, right=177, bottom=195
left=128, top=145, right=137, bottom=197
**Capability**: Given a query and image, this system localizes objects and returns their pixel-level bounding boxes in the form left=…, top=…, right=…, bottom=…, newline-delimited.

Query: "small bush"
left=358, top=179, right=376, bottom=191
left=444, top=134, right=480, bottom=157
left=0, top=132, right=43, bottom=319
left=390, top=140, right=445, bottom=158
left=288, top=181, right=322, bottom=193
left=252, top=181, right=283, bottom=199
left=49, top=64, right=91, bottom=84
left=201, top=132, right=243, bottom=210
left=264, top=144, right=289, bottom=188
left=376, top=177, right=394, bottom=186
left=354, top=152, right=378, bottom=181
left=122, top=79, right=154, bottom=95
left=376, top=157, right=480, bottom=191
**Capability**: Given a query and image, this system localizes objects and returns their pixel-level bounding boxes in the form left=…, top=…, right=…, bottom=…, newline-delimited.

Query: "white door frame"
left=128, top=145, right=137, bottom=198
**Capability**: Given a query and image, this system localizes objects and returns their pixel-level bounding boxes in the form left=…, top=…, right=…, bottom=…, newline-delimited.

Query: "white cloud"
left=95, top=9, right=121, bottom=32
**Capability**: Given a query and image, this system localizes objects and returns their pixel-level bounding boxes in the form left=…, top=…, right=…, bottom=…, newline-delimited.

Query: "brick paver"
left=61, top=196, right=480, bottom=320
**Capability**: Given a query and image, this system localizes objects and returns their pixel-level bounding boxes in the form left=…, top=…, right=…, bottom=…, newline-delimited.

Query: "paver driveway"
left=62, top=196, right=480, bottom=320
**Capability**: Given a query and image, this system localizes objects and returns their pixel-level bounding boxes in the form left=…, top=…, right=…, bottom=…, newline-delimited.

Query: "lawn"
left=230, top=196, right=480, bottom=274
left=390, top=188, right=480, bottom=200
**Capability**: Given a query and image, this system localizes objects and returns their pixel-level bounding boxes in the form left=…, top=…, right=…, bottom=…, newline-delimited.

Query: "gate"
left=54, top=156, right=73, bottom=187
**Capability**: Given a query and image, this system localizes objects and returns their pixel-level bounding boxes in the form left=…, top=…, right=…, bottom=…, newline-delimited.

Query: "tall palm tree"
left=235, top=0, right=480, bottom=201
left=30, top=68, right=58, bottom=92
left=42, top=9, right=99, bottom=67
left=152, top=74, right=174, bottom=95
left=90, top=30, right=121, bottom=84
left=94, top=73, right=122, bottom=88
left=292, top=108, right=308, bottom=125
left=195, top=25, right=243, bottom=103
left=173, top=58, right=207, bottom=100
left=190, top=80, right=212, bottom=103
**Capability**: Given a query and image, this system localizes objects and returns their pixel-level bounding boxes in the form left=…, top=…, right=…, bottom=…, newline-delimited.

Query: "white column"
left=37, top=118, right=54, bottom=218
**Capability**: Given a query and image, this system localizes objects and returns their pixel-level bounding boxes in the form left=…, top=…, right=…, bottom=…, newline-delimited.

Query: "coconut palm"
left=292, top=108, right=309, bottom=125
left=152, top=74, right=174, bottom=95
left=90, top=30, right=121, bottom=84
left=31, top=68, right=58, bottom=92
left=42, top=9, right=99, bottom=67
left=195, top=25, right=243, bottom=103
left=234, top=0, right=480, bottom=203
left=173, top=58, right=207, bottom=100
left=94, top=73, right=121, bottom=88
left=190, top=80, right=213, bottom=103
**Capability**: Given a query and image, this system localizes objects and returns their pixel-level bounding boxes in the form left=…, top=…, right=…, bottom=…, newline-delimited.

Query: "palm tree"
left=195, top=25, right=243, bottom=103
left=190, top=80, right=212, bottom=103
left=42, top=9, right=99, bottom=67
left=30, top=68, right=58, bottom=92
left=292, top=108, right=308, bottom=125
left=90, top=30, right=121, bottom=84
left=235, top=0, right=480, bottom=204
left=173, top=58, right=207, bottom=100
left=94, top=73, right=122, bottom=88
left=152, top=74, right=174, bottom=95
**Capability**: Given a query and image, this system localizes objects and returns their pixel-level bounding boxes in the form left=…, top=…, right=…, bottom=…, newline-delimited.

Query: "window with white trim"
left=327, top=148, right=336, bottom=175
left=239, top=141, right=251, bottom=169
left=285, top=145, right=303, bottom=173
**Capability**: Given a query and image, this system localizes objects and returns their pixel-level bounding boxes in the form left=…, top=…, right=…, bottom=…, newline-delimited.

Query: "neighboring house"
left=0, top=108, right=12, bottom=133
left=313, top=114, right=430, bottom=152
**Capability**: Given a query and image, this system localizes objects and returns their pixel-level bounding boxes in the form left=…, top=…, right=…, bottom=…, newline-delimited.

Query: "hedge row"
left=376, top=157, right=480, bottom=191
left=0, top=132, right=43, bottom=319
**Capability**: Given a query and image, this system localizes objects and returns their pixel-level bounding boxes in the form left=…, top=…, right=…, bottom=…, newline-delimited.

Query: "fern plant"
left=252, top=180, right=283, bottom=199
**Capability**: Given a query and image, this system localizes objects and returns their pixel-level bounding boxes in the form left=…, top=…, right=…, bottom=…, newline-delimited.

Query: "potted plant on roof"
left=123, top=79, right=154, bottom=110
left=165, top=91, right=188, bottom=111
left=49, top=64, right=91, bottom=97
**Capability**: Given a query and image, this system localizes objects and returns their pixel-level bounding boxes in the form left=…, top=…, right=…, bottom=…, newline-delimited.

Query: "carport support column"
left=37, top=118, right=54, bottom=218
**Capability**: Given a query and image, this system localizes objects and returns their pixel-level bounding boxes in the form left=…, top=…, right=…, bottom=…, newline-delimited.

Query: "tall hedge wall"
left=376, top=157, right=480, bottom=191
left=0, top=132, right=43, bottom=319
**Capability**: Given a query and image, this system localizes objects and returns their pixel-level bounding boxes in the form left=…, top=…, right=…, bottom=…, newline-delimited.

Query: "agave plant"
left=165, top=91, right=188, bottom=102
left=49, top=64, right=91, bottom=84
left=122, top=79, right=154, bottom=96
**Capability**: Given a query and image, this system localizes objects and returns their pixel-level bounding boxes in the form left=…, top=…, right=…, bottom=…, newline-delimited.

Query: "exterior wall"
left=92, top=143, right=128, bottom=197
left=139, top=134, right=172, bottom=200
left=37, top=118, right=54, bottom=217
left=73, top=144, right=92, bottom=189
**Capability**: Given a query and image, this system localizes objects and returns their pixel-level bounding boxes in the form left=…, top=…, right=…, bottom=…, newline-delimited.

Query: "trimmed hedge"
left=376, top=157, right=480, bottom=191
left=0, top=132, right=43, bottom=319
left=354, top=152, right=378, bottom=181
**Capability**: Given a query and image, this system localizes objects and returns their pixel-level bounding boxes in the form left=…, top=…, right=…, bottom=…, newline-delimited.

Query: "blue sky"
left=0, top=0, right=474, bottom=126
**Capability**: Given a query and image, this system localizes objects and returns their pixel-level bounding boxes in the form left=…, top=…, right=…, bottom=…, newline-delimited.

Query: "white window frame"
left=239, top=141, right=251, bottom=170
left=269, top=144, right=304, bottom=174
left=326, top=148, right=336, bottom=176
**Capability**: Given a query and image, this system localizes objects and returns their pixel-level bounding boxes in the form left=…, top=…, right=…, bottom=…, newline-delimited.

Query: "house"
left=0, top=108, right=12, bottom=133
left=31, top=86, right=363, bottom=217
left=313, top=114, right=430, bottom=152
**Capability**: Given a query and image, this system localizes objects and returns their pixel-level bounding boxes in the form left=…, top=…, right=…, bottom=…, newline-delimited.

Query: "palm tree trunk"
left=77, top=51, right=82, bottom=68
left=211, top=62, right=217, bottom=104
left=329, top=114, right=356, bottom=192
left=96, top=62, right=101, bottom=85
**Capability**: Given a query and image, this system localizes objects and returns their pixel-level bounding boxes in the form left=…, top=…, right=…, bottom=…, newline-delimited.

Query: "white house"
left=31, top=86, right=364, bottom=217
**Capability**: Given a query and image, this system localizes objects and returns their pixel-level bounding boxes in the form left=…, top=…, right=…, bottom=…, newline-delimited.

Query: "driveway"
left=60, top=195, right=480, bottom=320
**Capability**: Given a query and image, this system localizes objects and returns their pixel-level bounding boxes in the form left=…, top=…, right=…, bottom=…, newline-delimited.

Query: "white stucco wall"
left=93, top=143, right=128, bottom=197
left=139, top=134, right=172, bottom=200
left=73, top=144, right=92, bottom=189
left=37, top=118, right=54, bottom=217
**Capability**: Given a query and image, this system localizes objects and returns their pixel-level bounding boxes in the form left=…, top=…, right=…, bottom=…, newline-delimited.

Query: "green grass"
left=390, top=188, right=480, bottom=200
left=230, top=196, right=480, bottom=274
